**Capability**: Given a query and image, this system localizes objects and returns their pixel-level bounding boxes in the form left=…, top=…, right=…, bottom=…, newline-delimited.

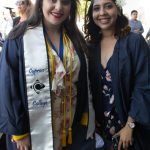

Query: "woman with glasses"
left=0, top=0, right=95, bottom=150
left=13, top=0, right=33, bottom=26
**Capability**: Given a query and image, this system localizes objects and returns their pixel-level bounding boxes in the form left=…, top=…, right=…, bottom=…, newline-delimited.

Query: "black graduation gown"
left=0, top=34, right=92, bottom=149
left=89, top=32, right=150, bottom=150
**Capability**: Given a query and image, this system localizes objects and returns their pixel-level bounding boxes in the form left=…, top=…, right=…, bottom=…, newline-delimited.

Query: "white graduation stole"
left=23, top=25, right=54, bottom=150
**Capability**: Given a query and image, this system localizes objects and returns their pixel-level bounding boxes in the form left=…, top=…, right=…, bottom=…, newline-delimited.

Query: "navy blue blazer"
left=89, top=32, right=150, bottom=150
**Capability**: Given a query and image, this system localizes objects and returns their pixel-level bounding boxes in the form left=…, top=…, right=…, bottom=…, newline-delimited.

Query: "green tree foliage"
left=78, top=0, right=90, bottom=20
left=77, top=0, right=90, bottom=32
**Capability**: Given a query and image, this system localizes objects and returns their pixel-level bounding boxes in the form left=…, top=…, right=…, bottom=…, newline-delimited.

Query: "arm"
left=0, top=39, right=29, bottom=135
left=118, top=34, right=150, bottom=150
left=128, top=35, right=150, bottom=126
left=0, top=39, right=31, bottom=149
left=140, top=23, right=144, bottom=34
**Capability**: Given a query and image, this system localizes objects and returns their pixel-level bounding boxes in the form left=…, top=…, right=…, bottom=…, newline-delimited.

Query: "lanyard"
left=45, top=29, right=64, bottom=61
left=46, top=29, right=73, bottom=146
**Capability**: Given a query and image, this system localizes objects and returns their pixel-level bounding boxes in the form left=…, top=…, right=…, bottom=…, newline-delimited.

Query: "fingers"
left=117, top=138, right=132, bottom=150
left=16, top=143, right=20, bottom=149
left=18, top=146, right=29, bottom=150
left=25, top=146, right=29, bottom=150
left=117, top=139, right=129, bottom=150
left=130, top=139, right=133, bottom=146
left=118, top=138, right=122, bottom=150
left=14, top=135, right=30, bottom=150
left=16, top=143, right=30, bottom=150
left=122, top=140, right=129, bottom=149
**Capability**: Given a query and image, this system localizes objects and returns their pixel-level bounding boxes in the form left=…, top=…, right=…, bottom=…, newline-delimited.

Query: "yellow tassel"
left=67, top=128, right=72, bottom=144
left=62, top=130, right=66, bottom=147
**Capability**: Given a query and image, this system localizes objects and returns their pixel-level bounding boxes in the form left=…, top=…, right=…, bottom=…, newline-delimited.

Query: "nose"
left=99, top=7, right=106, bottom=15
left=55, top=1, right=62, bottom=10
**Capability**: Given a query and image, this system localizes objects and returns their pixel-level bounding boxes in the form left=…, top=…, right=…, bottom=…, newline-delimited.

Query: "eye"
left=61, top=0, right=71, bottom=5
left=51, top=0, right=57, bottom=3
left=93, top=6, right=100, bottom=12
left=104, top=3, right=114, bottom=9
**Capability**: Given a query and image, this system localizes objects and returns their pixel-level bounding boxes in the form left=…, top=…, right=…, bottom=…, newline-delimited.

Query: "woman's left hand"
left=113, top=124, right=133, bottom=150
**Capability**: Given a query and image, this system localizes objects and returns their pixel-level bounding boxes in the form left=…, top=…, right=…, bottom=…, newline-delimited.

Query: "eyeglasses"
left=15, top=1, right=26, bottom=6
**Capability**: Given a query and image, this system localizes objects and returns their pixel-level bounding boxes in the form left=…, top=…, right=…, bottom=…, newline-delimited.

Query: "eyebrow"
left=93, top=2, right=113, bottom=7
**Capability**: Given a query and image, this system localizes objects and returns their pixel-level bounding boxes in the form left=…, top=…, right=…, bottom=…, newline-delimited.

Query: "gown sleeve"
left=0, top=38, right=29, bottom=135
left=128, top=34, right=150, bottom=127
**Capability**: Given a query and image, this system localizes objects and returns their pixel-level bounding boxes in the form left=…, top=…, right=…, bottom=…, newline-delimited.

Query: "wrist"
left=126, top=122, right=135, bottom=129
left=12, top=133, right=29, bottom=141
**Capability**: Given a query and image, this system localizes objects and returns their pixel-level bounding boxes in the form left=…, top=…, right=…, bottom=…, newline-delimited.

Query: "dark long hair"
left=22, top=0, right=33, bottom=18
left=8, top=0, right=88, bottom=55
left=84, top=0, right=130, bottom=43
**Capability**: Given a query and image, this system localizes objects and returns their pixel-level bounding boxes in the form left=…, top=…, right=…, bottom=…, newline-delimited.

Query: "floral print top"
left=49, top=46, right=80, bottom=150
left=100, top=58, right=122, bottom=140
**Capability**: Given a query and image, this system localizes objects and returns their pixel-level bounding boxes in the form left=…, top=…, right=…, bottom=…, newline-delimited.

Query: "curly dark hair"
left=84, top=0, right=130, bottom=43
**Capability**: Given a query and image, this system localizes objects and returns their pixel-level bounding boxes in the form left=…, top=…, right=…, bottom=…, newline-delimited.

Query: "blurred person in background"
left=0, top=32, right=4, bottom=52
left=145, top=28, right=150, bottom=49
left=10, top=9, right=17, bottom=19
left=13, top=0, right=33, bottom=26
left=0, top=8, right=13, bottom=40
left=129, top=10, right=144, bottom=34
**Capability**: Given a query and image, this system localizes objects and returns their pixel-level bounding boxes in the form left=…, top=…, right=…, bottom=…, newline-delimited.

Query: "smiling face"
left=92, top=0, right=118, bottom=31
left=42, top=0, right=71, bottom=29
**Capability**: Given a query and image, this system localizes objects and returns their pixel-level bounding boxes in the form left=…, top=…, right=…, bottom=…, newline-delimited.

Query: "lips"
left=98, top=17, right=111, bottom=24
left=51, top=12, right=63, bottom=18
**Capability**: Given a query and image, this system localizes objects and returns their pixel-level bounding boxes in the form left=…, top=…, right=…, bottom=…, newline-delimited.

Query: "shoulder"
left=122, top=32, right=145, bottom=43
left=6, top=36, right=23, bottom=49
left=120, top=32, right=149, bottom=56
left=129, top=19, right=133, bottom=24
left=3, top=36, right=24, bottom=59
left=138, top=20, right=142, bottom=24
left=0, top=36, right=24, bottom=71
left=13, top=17, right=21, bottom=26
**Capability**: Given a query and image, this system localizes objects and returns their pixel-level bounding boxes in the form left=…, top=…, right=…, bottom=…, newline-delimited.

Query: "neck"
left=20, top=13, right=27, bottom=22
left=47, top=27, right=61, bottom=36
left=44, top=21, right=62, bottom=53
left=132, top=18, right=137, bottom=21
left=45, top=27, right=62, bottom=42
left=101, top=29, right=115, bottom=39
left=44, top=19, right=62, bottom=35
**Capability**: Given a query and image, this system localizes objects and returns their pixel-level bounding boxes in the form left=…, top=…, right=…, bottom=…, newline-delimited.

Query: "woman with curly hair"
left=84, top=0, right=150, bottom=149
left=0, top=0, right=95, bottom=149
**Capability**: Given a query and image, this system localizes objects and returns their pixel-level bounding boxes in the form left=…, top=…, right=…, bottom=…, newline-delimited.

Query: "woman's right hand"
left=13, top=135, right=31, bottom=150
